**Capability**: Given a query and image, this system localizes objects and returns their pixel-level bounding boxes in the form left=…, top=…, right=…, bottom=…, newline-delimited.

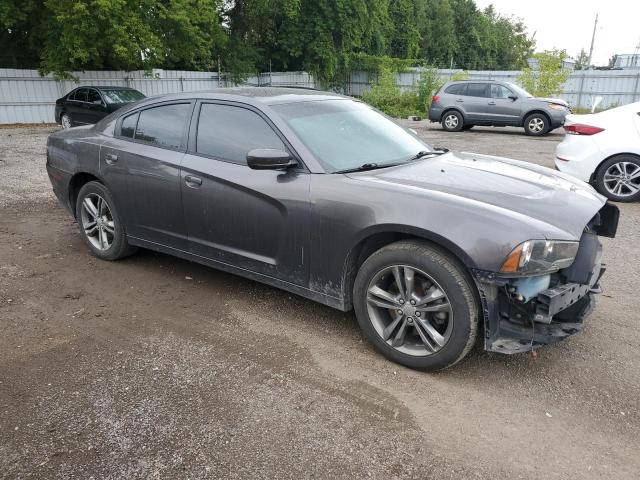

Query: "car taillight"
left=564, top=123, right=605, bottom=135
left=431, top=95, right=440, bottom=103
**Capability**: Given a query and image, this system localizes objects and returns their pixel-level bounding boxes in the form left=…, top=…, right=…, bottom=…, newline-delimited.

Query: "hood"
left=534, top=97, right=569, bottom=107
left=347, top=152, right=606, bottom=239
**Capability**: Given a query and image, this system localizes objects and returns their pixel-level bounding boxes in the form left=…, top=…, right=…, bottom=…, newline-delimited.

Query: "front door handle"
left=488, top=101, right=496, bottom=105
left=456, top=98, right=464, bottom=103
left=185, top=175, right=202, bottom=187
left=105, top=153, right=118, bottom=164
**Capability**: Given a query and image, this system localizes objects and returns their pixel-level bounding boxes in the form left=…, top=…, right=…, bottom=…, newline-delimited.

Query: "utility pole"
left=587, top=13, right=598, bottom=69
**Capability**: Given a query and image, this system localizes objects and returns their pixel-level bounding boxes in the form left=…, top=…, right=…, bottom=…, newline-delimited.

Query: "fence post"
left=180, top=76, right=184, bottom=92
left=634, top=73, right=640, bottom=102
left=576, top=72, right=586, bottom=110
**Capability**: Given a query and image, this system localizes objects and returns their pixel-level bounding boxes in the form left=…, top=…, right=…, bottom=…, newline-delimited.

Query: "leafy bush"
left=362, top=67, right=473, bottom=118
left=416, top=67, right=443, bottom=113
left=361, top=67, right=420, bottom=118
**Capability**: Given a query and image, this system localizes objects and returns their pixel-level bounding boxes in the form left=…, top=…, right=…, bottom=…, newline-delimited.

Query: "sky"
left=474, top=0, right=640, bottom=65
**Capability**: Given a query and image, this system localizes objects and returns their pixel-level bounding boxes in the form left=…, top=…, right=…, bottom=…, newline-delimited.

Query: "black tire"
left=75, top=181, right=137, bottom=260
left=594, top=155, right=640, bottom=202
left=353, top=240, right=479, bottom=371
left=61, top=112, right=73, bottom=129
left=461, top=124, right=474, bottom=131
left=523, top=113, right=549, bottom=136
left=441, top=110, right=464, bottom=132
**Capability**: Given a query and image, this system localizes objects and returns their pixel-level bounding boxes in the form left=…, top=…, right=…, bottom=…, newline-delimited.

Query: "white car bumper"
left=555, top=134, right=604, bottom=183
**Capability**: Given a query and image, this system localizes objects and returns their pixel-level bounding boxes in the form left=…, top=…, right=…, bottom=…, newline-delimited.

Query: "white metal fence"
left=0, top=69, right=313, bottom=123
left=349, top=69, right=640, bottom=111
left=1, top=68, right=639, bottom=124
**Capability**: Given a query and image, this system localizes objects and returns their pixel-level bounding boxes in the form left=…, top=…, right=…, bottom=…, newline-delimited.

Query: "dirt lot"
left=1, top=124, right=639, bottom=479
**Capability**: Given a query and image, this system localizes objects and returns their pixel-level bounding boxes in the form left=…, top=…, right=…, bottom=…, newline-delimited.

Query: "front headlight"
left=500, top=240, right=579, bottom=275
left=548, top=103, right=567, bottom=111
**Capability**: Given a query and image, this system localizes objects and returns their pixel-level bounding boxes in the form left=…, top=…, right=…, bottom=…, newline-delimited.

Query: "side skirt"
left=127, top=236, right=348, bottom=312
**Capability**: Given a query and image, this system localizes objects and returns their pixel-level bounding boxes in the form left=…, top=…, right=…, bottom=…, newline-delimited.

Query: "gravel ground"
left=1, top=123, right=639, bottom=479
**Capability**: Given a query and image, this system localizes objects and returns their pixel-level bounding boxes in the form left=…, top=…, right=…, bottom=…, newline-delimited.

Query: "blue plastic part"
left=512, top=275, right=551, bottom=302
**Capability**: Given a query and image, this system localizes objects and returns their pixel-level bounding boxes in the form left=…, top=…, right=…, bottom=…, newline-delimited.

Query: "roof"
left=71, top=85, right=139, bottom=91
left=446, top=79, right=500, bottom=83
left=138, top=87, right=347, bottom=106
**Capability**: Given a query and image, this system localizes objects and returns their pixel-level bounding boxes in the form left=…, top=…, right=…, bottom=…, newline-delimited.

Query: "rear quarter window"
left=445, top=84, right=467, bottom=95
left=120, top=112, right=139, bottom=138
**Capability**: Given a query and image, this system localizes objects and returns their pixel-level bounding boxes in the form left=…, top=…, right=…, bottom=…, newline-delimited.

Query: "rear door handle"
left=105, top=153, right=118, bottom=164
left=488, top=101, right=496, bottom=105
left=185, top=175, right=202, bottom=187
left=456, top=98, right=464, bottom=103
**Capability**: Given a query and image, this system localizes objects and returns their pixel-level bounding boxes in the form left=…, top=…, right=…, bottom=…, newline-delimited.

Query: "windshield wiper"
left=407, top=149, right=448, bottom=161
left=334, top=163, right=402, bottom=174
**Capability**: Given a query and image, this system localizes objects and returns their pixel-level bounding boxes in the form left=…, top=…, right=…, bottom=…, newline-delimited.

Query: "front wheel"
left=61, top=113, right=72, bottom=129
left=523, top=113, right=549, bottom=136
left=353, top=240, right=479, bottom=371
left=75, top=181, right=137, bottom=260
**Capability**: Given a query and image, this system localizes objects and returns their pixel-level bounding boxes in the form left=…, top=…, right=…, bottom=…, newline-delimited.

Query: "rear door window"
left=74, top=88, right=89, bottom=102
left=195, top=103, right=286, bottom=164
left=134, top=103, right=191, bottom=149
left=467, top=83, right=489, bottom=98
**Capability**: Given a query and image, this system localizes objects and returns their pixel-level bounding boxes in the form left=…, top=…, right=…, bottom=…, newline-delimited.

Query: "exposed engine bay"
left=473, top=203, right=619, bottom=354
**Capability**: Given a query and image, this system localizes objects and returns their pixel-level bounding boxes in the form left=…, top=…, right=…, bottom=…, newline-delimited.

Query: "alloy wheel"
left=444, top=114, right=459, bottom=129
left=80, top=193, right=115, bottom=251
left=61, top=114, right=72, bottom=129
left=603, top=161, right=640, bottom=197
left=528, top=117, right=545, bottom=133
left=366, top=265, right=453, bottom=356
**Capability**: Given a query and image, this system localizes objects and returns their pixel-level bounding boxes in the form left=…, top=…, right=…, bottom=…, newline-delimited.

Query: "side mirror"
left=247, top=148, right=297, bottom=170
left=508, top=95, right=518, bottom=101
left=92, top=99, right=104, bottom=106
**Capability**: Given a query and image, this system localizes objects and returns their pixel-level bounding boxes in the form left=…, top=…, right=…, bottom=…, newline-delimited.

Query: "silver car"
left=429, top=80, right=570, bottom=136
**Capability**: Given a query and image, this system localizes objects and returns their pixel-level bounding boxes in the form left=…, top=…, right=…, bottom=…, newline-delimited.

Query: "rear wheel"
left=441, top=111, right=464, bottom=132
left=595, top=155, right=640, bottom=202
left=61, top=113, right=72, bottom=129
left=523, top=113, right=549, bottom=136
left=353, top=240, right=478, bottom=371
left=75, top=181, right=137, bottom=260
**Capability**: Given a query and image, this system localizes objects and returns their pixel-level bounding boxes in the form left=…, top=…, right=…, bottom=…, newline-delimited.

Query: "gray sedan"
left=46, top=88, right=618, bottom=370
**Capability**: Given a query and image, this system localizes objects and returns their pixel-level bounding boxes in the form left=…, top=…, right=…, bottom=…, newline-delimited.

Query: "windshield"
left=102, top=89, right=145, bottom=104
left=272, top=100, right=432, bottom=172
left=505, top=82, right=533, bottom=98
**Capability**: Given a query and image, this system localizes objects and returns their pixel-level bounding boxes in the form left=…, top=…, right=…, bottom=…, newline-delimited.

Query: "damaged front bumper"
left=473, top=203, right=618, bottom=354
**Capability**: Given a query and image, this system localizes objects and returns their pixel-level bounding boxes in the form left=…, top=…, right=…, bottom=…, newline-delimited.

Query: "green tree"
left=388, top=0, right=421, bottom=59
left=0, top=0, right=46, bottom=68
left=419, top=0, right=457, bottom=67
left=37, top=0, right=227, bottom=76
left=518, top=49, right=571, bottom=97
left=273, top=0, right=391, bottom=85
